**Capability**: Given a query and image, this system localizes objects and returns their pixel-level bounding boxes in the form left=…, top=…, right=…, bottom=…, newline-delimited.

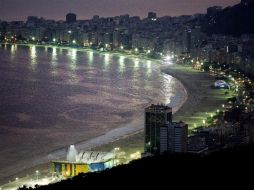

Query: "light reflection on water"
left=52, top=47, right=57, bottom=63
left=69, top=49, right=77, bottom=71
left=146, top=60, right=152, bottom=76
left=134, top=58, right=139, bottom=70
left=88, top=51, right=94, bottom=66
left=30, top=45, right=37, bottom=70
left=10, top=44, right=17, bottom=60
left=119, top=55, right=125, bottom=73
left=51, top=47, right=58, bottom=75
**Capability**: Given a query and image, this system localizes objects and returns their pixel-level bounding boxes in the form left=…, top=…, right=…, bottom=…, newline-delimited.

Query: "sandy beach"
left=0, top=62, right=231, bottom=187
left=93, top=63, right=231, bottom=154
left=0, top=42, right=233, bottom=187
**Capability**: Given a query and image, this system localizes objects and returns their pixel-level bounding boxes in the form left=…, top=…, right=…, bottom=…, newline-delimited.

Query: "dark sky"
left=0, top=0, right=240, bottom=21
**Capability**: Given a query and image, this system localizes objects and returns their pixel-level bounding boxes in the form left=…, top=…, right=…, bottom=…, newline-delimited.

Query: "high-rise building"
left=93, top=15, right=100, bottom=21
left=160, top=122, right=188, bottom=154
left=113, top=30, right=120, bottom=49
left=182, top=29, right=192, bottom=53
left=148, top=12, right=157, bottom=20
left=144, top=104, right=172, bottom=154
left=66, top=13, right=77, bottom=23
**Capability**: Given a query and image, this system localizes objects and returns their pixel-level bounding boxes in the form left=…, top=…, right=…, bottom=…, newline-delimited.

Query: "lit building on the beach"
left=144, top=104, right=172, bottom=154
left=52, top=145, right=116, bottom=178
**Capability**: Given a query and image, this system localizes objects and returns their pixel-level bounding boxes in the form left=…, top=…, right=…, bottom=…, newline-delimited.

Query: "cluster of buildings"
left=143, top=104, right=254, bottom=156
left=144, top=104, right=188, bottom=155
left=1, top=4, right=254, bottom=75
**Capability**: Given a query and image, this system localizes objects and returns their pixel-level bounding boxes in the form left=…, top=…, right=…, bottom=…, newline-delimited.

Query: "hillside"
left=19, top=144, right=254, bottom=189
left=203, top=0, right=254, bottom=36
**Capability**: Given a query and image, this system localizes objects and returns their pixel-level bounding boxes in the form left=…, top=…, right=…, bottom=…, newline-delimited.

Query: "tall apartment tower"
left=66, top=13, right=77, bottom=23
left=148, top=12, right=157, bottom=20
left=160, top=122, right=188, bottom=154
left=144, top=104, right=172, bottom=154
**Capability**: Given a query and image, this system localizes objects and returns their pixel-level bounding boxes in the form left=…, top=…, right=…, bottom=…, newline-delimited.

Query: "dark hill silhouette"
left=203, top=0, right=254, bottom=36
left=19, top=144, right=254, bottom=189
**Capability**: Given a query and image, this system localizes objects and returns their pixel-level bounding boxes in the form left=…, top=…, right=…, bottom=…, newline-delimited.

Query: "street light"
left=53, top=38, right=56, bottom=42
left=72, top=40, right=76, bottom=44
left=32, top=37, right=35, bottom=41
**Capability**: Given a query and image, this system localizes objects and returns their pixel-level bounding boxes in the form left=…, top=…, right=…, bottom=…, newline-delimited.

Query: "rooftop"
left=145, top=104, right=172, bottom=112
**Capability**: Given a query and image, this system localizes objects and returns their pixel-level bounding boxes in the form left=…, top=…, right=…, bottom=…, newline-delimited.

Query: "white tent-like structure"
left=76, top=151, right=115, bottom=164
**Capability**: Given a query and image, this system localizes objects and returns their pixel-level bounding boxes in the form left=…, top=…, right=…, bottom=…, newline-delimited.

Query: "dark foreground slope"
left=19, top=144, right=254, bottom=189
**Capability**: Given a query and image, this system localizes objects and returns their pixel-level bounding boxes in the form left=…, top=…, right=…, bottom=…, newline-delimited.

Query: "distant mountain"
left=203, top=0, right=254, bottom=36
left=19, top=144, right=254, bottom=189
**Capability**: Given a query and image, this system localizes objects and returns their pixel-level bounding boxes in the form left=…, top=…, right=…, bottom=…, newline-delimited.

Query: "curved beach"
left=0, top=54, right=228, bottom=185
left=0, top=44, right=187, bottom=183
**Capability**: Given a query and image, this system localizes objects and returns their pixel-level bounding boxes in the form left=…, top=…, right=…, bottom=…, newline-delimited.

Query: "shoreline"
left=1, top=42, right=161, bottom=63
left=0, top=43, right=187, bottom=185
left=0, top=44, right=229, bottom=186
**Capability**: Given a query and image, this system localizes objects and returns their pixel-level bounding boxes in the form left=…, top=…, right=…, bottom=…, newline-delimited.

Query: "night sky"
left=0, top=0, right=240, bottom=21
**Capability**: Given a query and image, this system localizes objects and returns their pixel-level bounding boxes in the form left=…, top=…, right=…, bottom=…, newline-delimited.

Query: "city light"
left=164, top=55, right=173, bottom=65
left=130, top=151, right=141, bottom=160
left=0, top=2, right=253, bottom=186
